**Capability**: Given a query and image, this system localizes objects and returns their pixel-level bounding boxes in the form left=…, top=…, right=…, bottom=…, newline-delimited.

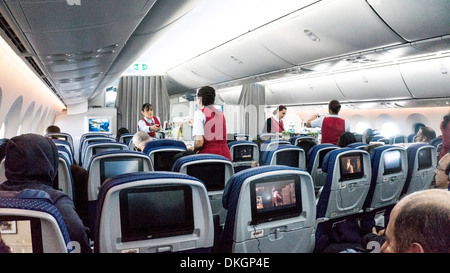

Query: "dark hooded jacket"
left=0, top=134, right=91, bottom=253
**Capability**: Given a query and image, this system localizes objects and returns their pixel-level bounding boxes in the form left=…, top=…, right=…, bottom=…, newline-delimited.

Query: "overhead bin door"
left=265, top=74, right=348, bottom=105
left=367, top=0, right=450, bottom=41
left=333, top=65, right=412, bottom=101
left=257, top=0, right=405, bottom=66
left=166, top=54, right=236, bottom=89
left=398, top=57, right=450, bottom=98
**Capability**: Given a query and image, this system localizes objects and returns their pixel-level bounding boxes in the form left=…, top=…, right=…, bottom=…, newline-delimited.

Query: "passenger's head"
left=132, top=131, right=151, bottom=152
left=273, top=105, right=287, bottom=120
left=415, top=126, right=436, bottom=143
left=197, top=86, right=216, bottom=107
left=328, top=100, right=341, bottom=115
left=45, top=125, right=61, bottom=134
left=115, top=127, right=129, bottom=141
left=296, top=138, right=316, bottom=155
left=361, top=142, right=383, bottom=154
left=442, top=114, right=450, bottom=129
left=434, top=153, right=450, bottom=189
left=4, top=134, right=59, bottom=187
left=141, top=103, right=154, bottom=119
left=381, top=189, right=450, bottom=253
left=337, top=132, right=357, bottom=148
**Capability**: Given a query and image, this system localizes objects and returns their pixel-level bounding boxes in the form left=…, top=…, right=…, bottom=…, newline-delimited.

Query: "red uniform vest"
left=321, top=116, right=345, bottom=145
left=270, top=117, right=284, bottom=133
left=199, top=106, right=232, bottom=161
left=141, top=116, right=160, bottom=138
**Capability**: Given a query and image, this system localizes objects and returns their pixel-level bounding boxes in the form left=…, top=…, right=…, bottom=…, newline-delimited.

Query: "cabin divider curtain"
left=115, top=75, right=170, bottom=134
left=237, top=83, right=266, bottom=140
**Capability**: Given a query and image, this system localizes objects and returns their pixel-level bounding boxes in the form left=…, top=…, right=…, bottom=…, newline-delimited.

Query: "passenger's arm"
left=191, top=135, right=204, bottom=153
left=305, top=114, right=320, bottom=128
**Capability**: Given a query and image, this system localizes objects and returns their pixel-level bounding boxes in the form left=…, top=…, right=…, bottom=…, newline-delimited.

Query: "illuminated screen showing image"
left=339, top=153, right=364, bottom=181
left=233, top=146, right=253, bottom=162
left=88, top=118, right=111, bottom=133
left=250, top=175, right=302, bottom=225
left=255, top=180, right=296, bottom=210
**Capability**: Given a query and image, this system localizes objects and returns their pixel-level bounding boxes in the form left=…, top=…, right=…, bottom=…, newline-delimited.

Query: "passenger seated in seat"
left=132, top=131, right=152, bottom=152
left=381, top=189, right=450, bottom=253
left=0, top=134, right=91, bottom=253
left=363, top=189, right=450, bottom=253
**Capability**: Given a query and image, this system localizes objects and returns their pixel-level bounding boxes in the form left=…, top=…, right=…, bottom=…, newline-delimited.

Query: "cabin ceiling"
left=0, top=0, right=449, bottom=108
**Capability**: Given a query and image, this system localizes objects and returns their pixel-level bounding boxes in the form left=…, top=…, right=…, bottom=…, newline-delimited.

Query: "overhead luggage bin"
left=398, top=56, right=450, bottom=99
left=265, top=74, right=348, bottom=105
left=332, top=65, right=412, bottom=101
left=367, top=0, right=450, bottom=42
left=257, top=0, right=405, bottom=66
left=166, top=0, right=406, bottom=93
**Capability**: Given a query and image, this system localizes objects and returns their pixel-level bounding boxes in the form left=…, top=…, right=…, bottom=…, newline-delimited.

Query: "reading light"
left=304, top=29, right=320, bottom=42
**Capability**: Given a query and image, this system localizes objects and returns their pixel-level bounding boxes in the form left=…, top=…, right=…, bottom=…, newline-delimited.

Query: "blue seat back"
left=46, top=132, right=74, bottom=155
left=227, top=140, right=259, bottom=173
left=260, top=144, right=306, bottom=169
left=403, top=143, right=437, bottom=195
left=0, top=189, right=71, bottom=253
left=306, top=144, right=339, bottom=191
left=57, top=155, right=75, bottom=201
left=221, top=165, right=316, bottom=253
left=391, top=134, right=407, bottom=144
left=82, top=142, right=129, bottom=169
left=53, top=139, right=75, bottom=164
left=79, top=134, right=115, bottom=163
left=364, top=145, right=407, bottom=211
left=143, top=139, right=187, bottom=171
left=316, top=148, right=371, bottom=220
left=172, top=153, right=234, bottom=226
left=118, top=133, right=134, bottom=145
left=93, top=172, right=214, bottom=253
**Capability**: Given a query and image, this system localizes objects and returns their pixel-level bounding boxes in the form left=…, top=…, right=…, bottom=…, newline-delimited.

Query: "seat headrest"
left=222, top=165, right=298, bottom=209
left=143, top=139, right=187, bottom=155
left=172, top=154, right=230, bottom=172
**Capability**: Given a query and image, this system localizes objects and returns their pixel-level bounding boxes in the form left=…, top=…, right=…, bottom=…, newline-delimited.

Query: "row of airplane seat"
left=0, top=131, right=438, bottom=253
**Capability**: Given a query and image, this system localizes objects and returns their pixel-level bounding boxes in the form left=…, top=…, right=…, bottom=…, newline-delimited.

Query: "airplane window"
left=355, top=122, right=370, bottom=134
left=381, top=122, right=399, bottom=138
left=413, top=123, right=425, bottom=134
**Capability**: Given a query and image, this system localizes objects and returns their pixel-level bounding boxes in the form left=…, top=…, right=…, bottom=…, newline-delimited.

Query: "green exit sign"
left=132, top=64, right=148, bottom=71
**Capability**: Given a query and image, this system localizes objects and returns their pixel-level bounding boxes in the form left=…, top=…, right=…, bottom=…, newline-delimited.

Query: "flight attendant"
left=190, top=86, right=232, bottom=161
left=266, top=105, right=287, bottom=136
left=306, top=99, right=350, bottom=145
left=138, top=103, right=161, bottom=138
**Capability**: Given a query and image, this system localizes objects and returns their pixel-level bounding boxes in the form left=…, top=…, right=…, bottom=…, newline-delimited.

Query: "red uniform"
left=141, top=116, right=161, bottom=138
left=321, top=116, right=345, bottom=145
left=199, top=107, right=231, bottom=161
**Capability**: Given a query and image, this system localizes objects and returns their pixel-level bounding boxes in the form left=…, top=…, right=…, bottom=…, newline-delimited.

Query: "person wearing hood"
left=0, top=134, right=91, bottom=253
